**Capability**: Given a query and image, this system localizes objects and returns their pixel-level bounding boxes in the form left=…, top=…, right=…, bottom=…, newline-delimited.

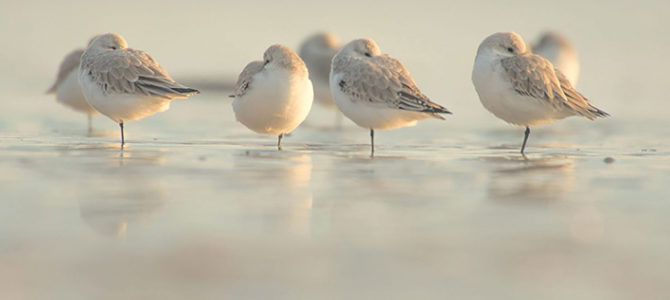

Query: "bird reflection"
left=485, top=154, right=576, bottom=202
left=484, top=153, right=605, bottom=244
left=78, top=174, right=166, bottom=237
left=234, top=150, right=314, bottom=235
left=54, top=142, right=168, bottom=167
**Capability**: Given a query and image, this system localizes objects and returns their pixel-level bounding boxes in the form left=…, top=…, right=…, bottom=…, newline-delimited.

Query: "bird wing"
left=47, top=49, right=84, bottom=94
left=501, top=54, right=567, bottom=108
left=81, top=48, right=199, bottom=99
left=501, top=54, right=607, bottom=119
left=333, top=54, right=450, bottom=115
left=231, top=60, right=265, bottom=98
left=555, top=68, right=609, bottom=119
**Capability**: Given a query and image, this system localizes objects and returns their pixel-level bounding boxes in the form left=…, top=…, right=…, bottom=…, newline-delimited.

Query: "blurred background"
left=2, top=0, right=669, bottom=124
left=1, top=0, right=669, bottom=299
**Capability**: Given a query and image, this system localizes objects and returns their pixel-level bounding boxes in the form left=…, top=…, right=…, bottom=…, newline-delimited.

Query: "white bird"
left=330, top=38, right=451, bottom=156
left=230, top=44, right=313, bottom=150
left=298, top=32, right=341, bottom=116
left=47, top=48, right=98, bottom=131
left=79, top=33, right=199, bottom=147
left=471, top=32, right=608, bottom=155
left=533, top=31, right=580, bottom=86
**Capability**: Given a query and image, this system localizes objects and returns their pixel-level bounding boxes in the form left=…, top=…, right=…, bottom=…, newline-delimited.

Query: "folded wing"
left=334, top=55, right=450, bottom=116
left=81, top=48, right=199, bottom=99
left=501, top=54, right=607, bottom=119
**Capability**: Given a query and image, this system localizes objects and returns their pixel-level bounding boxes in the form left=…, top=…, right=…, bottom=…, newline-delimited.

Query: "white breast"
left=232, top=69, right=313, bottom=135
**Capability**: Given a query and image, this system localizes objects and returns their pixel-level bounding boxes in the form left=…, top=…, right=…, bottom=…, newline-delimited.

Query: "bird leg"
left=119, top=122, right=125, bottom=148
left=278, top=133, right=283, bottom=151
left=520, top=126, right=530, bottom=154
left=370, top=128, right=375, bottom=157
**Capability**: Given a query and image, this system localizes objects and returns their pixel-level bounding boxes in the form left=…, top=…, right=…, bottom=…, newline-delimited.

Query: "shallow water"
left=2, top=96, right=669, bottom=299
left=2, top=0, right=670, bottom=299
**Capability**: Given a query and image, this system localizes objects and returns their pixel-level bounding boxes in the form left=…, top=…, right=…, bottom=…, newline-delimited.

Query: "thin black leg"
left=520, top=126, right=530, bottom=154
left=119, top=122, right=125, bottom=148
left=370, top=128, right=375, bottom=157
left=278, top=133, right=283, bottom=151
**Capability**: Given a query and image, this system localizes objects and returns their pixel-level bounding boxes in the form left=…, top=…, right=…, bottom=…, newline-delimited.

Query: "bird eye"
left=364, top=52, right=371, bottom=57
left=507, top=47, right=514, bottom=53
left=264, top=59, right=270, bottom=65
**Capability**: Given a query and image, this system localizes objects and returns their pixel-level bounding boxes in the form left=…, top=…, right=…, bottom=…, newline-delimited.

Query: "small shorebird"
left=47, top=48, right=98, bottom=131
left=330, top=38, right=451, bottom=156
left=472, top=32, right=608, bottom=155
left=533, top=31, right=580, bottom=86
left=230, top=44, right=313, bottom=150
left=298, top=32, right=342, bottom=123
left=79, top=33, right=199, bottom=147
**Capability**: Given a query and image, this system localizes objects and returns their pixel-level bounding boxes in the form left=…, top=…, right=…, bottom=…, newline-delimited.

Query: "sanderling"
left=471, top=32, right=608, bottom=155
left=47, top=48, right=98, bottom=131
left=79, top=33, right=199, bottom=147
left=298, top=32, right=340, bottom=110
left=330, top=38, right=451, bottom=156
left=533, top=31, right=580, bottom=86
left=230, top=44, right=313, bottom=150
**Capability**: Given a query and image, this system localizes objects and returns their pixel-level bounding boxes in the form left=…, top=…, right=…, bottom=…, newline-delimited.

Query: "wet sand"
left=2, top=94, right=669, bottom=299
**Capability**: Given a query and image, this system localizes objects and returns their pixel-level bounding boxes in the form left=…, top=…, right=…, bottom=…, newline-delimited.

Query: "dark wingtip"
left=424, top=107, right=451, bottom=120
left=590, top=106, right=610, bottom=118
left=426, top=99, right=452, bottom=115
left=172, top=87, right=200, bottom=95
left=428, top=106, right=452, bottom=115
left=400, top=106, right=452, bottom=115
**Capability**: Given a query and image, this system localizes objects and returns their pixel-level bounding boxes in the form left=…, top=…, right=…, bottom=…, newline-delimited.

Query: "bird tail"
left=171, top=87, right=200, bottom=96
left=577, top=103, right=609, bottom=120
left=424, top=102, right=452, bottom=120
left=588, top=104, right=609, bottom=118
